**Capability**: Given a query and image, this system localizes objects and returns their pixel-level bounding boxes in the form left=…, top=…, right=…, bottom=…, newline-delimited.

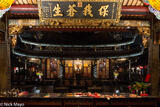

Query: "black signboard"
left=38, top=0, right=122, bottom=28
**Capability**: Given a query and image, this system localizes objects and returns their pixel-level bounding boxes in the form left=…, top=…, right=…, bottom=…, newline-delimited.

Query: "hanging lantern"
left=148, top=0, right=160, bottom=11
left=0, top=0, right=15, bottom=18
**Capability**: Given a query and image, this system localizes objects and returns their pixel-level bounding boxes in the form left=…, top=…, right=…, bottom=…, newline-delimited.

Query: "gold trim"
left=137, top=27, right=150, bottom=36
left=142, top=36, right=149, bottom=48
left=15, top=0, right=144, bottom=6
left=39, top=0, right=121, bottom=2
left=37, top=0, right=122, bottom=28
left=9, top=19, right=150, bottom=27
left=9, top=25, right=23, bottom=35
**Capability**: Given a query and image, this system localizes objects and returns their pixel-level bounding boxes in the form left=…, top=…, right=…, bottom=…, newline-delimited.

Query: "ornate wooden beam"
left=137, top=27, right=150, bottom=36
left=14, top=0, right=144, bottom=6
left=9, top=25, right=23, bottom=35
left=10, top=5, right=38, bottom=13
left=122, top=6, right=149, bottom=13
left=8, top=19, right=150, bottom=34
left=9, top=5, right=149, bottom=17
left=9, top=19, right=150, bottom=27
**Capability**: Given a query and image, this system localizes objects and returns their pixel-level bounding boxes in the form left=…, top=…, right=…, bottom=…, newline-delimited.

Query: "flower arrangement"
left=128, top=82, right=151, bottom=96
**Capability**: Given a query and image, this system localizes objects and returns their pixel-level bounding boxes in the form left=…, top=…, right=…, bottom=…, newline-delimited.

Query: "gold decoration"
left=53, top=4, right=63, bottom=17
left=15, top=0, right=144, bottom=6
left=83, top=4, right=93, bottom=17
left=142, top=36, right=148, bottom=48
left=9, top=19, right=150, bottom=28
left=43, top=3, right=52, bottom=18
left=11, top=35, right=17, bottom=47
left=67, top=4, right=77, bottom=17
left=137, top=27, right=151, bottom=47
left=9, top=25, right=23, bottom=35
left=115, top=20, right=150, bottom=27
left=37, top=0, right=122, bottom=28
left=98, top=5, right=109, bottom=17
left=137, top=27, right=150, bottom=36
left=9, top=19, right=39, bottom=26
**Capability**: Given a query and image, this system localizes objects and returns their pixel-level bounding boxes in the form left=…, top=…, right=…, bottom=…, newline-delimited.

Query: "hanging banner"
left=38, top=0, right=122, bottom=28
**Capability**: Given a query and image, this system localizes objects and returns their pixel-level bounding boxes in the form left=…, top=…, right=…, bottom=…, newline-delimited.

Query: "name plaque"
left=38, top=0, right=122, bottom=28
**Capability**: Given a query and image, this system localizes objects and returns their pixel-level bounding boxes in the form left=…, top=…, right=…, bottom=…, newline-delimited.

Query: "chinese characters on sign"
left=98, top=5, right=109, bottom=17
left=38, top=0, right=122, bottom=28
left=41, top=2, right=117, bottom=19
left=67, top=4, right=77, bottom=17
left=83, top=4, right=93, bottom=17
left=53, top=4, right=63, bottom=16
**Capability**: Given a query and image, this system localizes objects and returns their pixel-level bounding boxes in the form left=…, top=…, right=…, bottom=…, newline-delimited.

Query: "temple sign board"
left=38, top=0, right=122, bottom=28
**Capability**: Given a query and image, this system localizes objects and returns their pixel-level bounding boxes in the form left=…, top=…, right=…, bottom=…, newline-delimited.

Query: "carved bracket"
left=9, top=25, right=23, bottom=35
left=41, top=19, right=112, bottom=28
left=137, top=27, right=150, bottom=47
left=137, top=27, right=150, bottom=37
